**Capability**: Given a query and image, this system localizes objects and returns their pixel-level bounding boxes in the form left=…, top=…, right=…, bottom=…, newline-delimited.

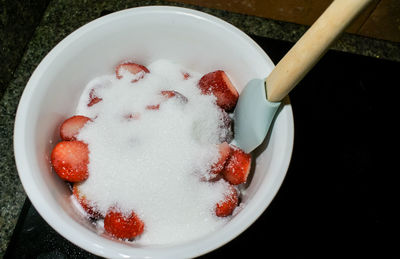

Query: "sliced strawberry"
left=146, top=90, right=188, bottom=110
left=210, top=142, right=231, bottom=177
left=124, top=112, right=140, bottom=120
left=222, top=145, right=251, bottom=185
left=160, top=90, right=177, bottom=99
left=104, top=208, right=145, bottom=239
left=182, top=72, right=190, bottom=80
left=60, top=115, right=92, bottom=141
left=88, top=88, right=102, bottom=107
left=145, top=104, right=160, bottom=110
left=161, top=90, right=188, bottom=103
left=51, top=141, right=89, bottom=182
left=216, top=185, right=239, bottom=217
left=198, top=70, right=239, bottom=111
left=116, top=62, right=149, bottom=81
left=72, top=184, right=101, bottom=218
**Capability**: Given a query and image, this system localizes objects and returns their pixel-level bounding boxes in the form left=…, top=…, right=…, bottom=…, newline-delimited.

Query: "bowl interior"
left=14, top=6, right=293, bottom=258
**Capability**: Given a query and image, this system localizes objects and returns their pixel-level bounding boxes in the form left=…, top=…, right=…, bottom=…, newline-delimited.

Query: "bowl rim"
left=13, top=5, right=294, bottom=258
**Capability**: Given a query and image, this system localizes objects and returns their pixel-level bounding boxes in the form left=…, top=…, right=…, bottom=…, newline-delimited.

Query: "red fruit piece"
left=161, top=90, right=188, bottom=103
left=198, top=70, right=239, bottom=111
left=124, top=112, right=140, bottom=120
left=146, top=104, right=160, bottom=110
left=72, top=184, right=101, bottom=218
left=51, top=141, right=89, bottom=182
left=104, top=208, right=145, bottom=239
left=146, top=90, right=188, bottom=110
left=182, top=72, right=190, bottom=80
left=210, top=142, right=231, bottom=176
left=222, top=145, right=251, bottom=185
left=60, top=115, right=92, bottom=141
left=216, top=185, right=239, bottom=217
left=88, top=88, right=102, bottom=107
left=116, top=62, right=150, bottom=81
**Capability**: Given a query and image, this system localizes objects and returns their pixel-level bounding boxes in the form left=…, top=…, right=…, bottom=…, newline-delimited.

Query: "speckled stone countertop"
left=1, top=0, right=399, bottom=256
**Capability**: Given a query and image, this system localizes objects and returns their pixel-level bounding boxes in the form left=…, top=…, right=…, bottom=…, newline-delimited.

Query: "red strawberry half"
left=215, top=185, right=239, bottom=217
left=222, top=145, right=251, bottom=185
left=116, top=62, right=149, bottom=82
left=198, top=70, right=239, bottom=111
left=60, top=115, right=92, bottom=141
left=73, top=184, right=101, bottom=218
left=51, top=141, right=89, bottom=182
left=210, top=142, right=231, bottom=177
left=104, top=208, right=145, bottom=239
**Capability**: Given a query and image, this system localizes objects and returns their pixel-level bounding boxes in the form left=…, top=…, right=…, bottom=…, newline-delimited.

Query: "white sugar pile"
left=74, top=60, right=233, bottom=245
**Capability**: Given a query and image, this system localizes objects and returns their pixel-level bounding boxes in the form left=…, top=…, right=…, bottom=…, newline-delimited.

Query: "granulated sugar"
left=74, top=60, right=233, bottom=244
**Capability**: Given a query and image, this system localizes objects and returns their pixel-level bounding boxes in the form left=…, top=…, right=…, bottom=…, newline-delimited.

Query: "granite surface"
left=0, top=0, right=51, bottom=99
left=1, top=0, right=399, bottom=256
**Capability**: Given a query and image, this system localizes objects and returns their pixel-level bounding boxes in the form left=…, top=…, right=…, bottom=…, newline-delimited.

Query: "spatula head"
left=233, top=79, right=281, bottom=153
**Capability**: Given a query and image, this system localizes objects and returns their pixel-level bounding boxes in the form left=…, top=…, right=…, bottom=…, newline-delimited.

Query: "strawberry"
left=215, top=185, right=239, bottom=217
left=72, top=184, right=101, bottom=218
left=104, top=208, right=145, bottom=239
left=182, top=72, right=190, bottom=80
left=161, top=90, right=188, bottom=103
left=160, top=90, right=178, bottom=99
left=222, top=145, right=252, bottom=185
left=198, top=70, right=239, bottom=111
left=124, top=112, right=140, bottom=120
left=116, top=62, right=149, bottom=81
left=51, top=141, right=89, bottom=182
left=210, top=142, right=231, bottom=177
left=60, top=115, right=92, bottom=141
left=88, top=88, right=102, bottom=107
left=146, top=90, right=188, bottom=110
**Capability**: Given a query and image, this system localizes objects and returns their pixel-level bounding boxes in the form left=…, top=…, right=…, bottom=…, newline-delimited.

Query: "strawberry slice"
left=124, top=112, right=140, bottom=120
left=146, top=90, right=188, bottom=110
left=104, top=208, right=145, bottom=239
left=160, top=90, right=178, bottom=99
left=222, top=145, right=252, bottom=185
left=145, top=104, right=160, bottom=110
left=198, top=70, right=239, bottom=111
left=116, top=62, right=149, bottom=81
left=60, top=115, right=92, bottom=141
left=182, top=72, right=190, bottom=80
left=210, top=142, right=231, bottom=177
left=161, top=90, right=188, bottom=103
left=72, top=184, right=101, bottom=218
left=51, top=141, right=89, bottom=182
left=88, top=88, right=102, bottom=107
left=216, top=185, right=239, bottom=217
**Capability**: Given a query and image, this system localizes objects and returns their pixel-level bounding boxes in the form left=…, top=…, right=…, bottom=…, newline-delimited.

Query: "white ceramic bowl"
left=14, top=6, right=294, bottom=258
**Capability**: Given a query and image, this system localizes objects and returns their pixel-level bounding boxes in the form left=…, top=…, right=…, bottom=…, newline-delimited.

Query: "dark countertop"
left=1, top=0, right=399, bottom=256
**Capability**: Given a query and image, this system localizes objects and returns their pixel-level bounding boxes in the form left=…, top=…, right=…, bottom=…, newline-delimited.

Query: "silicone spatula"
left=234, top=0, right=373, bottom=153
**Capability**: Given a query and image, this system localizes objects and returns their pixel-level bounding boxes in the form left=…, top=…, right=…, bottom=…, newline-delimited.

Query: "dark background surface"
left=4, top=35, right=400, bottom=258
left=0, top=0, right=51, bottom=99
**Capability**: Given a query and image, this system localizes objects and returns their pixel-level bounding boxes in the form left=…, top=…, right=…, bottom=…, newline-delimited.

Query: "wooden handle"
left=266, top=0, right=373, bottom=102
